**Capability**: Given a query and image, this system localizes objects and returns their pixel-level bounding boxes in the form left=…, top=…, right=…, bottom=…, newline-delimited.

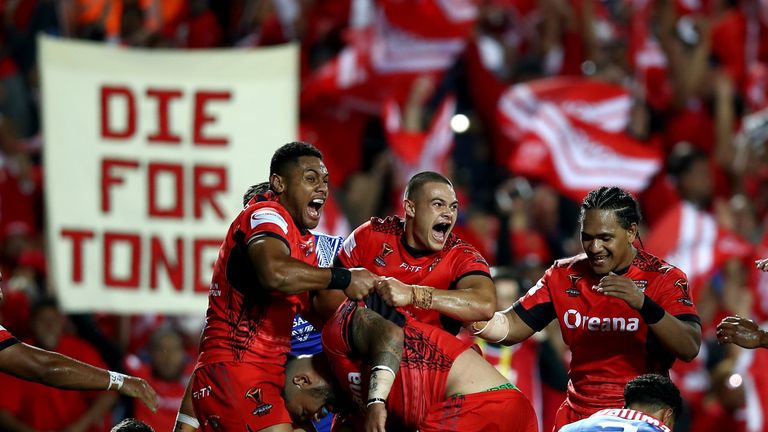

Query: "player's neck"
left=400, top=234, right=435, bottom=258
left=612, top=246, right=638, bottom=275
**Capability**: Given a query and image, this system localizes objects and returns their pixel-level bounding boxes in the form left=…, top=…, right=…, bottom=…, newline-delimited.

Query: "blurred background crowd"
left=1, top=0, right=768, bottom=430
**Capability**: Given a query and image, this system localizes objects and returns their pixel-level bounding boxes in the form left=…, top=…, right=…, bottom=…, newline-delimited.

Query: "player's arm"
left=597, top=273, right=701, bottom=361
left=174, top=378, right=199, bottom=431
left=717, top=316, right=768, bottom=349
left=470, top=305, right=538, bottom=345
left=0, top=342, right=158, bottom=411
left=249, top=236, right=377, bottom=299
left=349, top=307, right=404, bottom=432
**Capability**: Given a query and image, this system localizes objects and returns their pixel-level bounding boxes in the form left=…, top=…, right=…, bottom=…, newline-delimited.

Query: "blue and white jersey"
left=559, top=409, right=671, bottom=432
left=289, top=233, right=344, bottom=358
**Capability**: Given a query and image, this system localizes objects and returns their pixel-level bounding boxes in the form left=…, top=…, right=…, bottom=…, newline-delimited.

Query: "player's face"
left=284, top=379, right=337, bottom=425
left=406, top=182, right=458, bottom=251
left=580, top=209, right=637, bottom=275
left=274, top=156, right=329, bottom=230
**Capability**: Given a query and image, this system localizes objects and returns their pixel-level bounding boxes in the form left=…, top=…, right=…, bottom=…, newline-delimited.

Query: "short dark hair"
left=404, top=171, right=453, bottom=200
left=667, top=144, right=708, bottom=180
left=30, top=297, right=59, bottom=320
left=110, top=418, right=155, bottom=432
left=270, top=142, right=323, bottom=178
left=624, top=374, right=683, bottom=421
left=579, top=186, right=642, bottom=230
left=243, top=182, right=271, bottom=206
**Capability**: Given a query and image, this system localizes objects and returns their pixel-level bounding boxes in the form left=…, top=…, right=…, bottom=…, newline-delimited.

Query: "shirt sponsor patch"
left=250, top=209, right=288, bottom=234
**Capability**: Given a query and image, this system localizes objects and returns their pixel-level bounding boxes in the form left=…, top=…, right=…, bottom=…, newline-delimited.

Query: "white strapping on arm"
left=471, top=311, right=510, bottom=343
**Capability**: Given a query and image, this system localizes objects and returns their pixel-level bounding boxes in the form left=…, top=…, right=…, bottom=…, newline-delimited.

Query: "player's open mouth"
left=432, top=222, right=451, bottom=243
left=307, top=198, right=325, bottom=219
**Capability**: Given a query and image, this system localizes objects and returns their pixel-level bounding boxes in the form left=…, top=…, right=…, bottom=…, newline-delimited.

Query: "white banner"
left=40, top=36, right=298, bottom=314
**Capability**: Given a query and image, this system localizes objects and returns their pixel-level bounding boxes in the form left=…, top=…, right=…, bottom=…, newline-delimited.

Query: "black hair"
left=404, top=171, right=453, bottom=200
left=30, top=297, right=59, bottom=319
left=624, top=374, right=683, bottom=421
left=270, top=141, right=323, bottom=178
left=666, top=144, right=708, bottom=181
left=110, top=418, right=155, bottom=432
left=243, top=182, right=271, bottom=206
left=579, top=186, right=642, bottom=230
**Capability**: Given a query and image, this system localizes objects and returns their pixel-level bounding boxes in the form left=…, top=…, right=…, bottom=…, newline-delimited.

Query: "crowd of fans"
left=1, top=0, right=768, bottom=430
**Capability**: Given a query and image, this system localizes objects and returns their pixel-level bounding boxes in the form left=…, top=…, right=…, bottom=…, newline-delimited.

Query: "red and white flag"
left=646, top=202, right=753, bottom=300
left=497, top=77, right=662, bottom=202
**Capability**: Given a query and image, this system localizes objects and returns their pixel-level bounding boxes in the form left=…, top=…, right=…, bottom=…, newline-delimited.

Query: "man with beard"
left=470, top=187, right=701, bottom=430
left=282, top=298, right=538, bottom=432
left=183, top=142, right=378, bottom=432
left=331, top=171, right=496, bottom=335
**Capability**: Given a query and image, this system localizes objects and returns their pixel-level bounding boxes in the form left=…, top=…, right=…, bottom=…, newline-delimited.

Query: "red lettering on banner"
left=150, top=237, right=184, bottom=291
left=193, top=91, right=231, bottom=146
left=101, top=86, right=136, bottom=139
left=60, top=229, right=95, bottom=283
left=194, top=238, right=221, bottom=292
left=194, top=165, right=227, bottom=220
left=146, top=88, right=183, bottom=144
left=101, top=159, right=140, bottom=213
left=148, top=162, right=184, bottom=218
left=104, top=232, right=141, bottom=288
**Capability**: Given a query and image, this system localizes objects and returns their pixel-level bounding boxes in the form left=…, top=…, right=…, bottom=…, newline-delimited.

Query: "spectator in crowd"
left=182, top=142, right=378, bottom=431
left=472, top=186, right=701, bottom=429
left=559, top=373, right=683, bottom=432
left=283, top=297, right=538, bottom=431
left=0, top=274, right=158, bottom=429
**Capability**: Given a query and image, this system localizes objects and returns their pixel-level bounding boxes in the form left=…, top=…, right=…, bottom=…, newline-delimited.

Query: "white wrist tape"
left=368, top=365, right=397, bottom=401
left=107, top=371, right=126, bottom=391
left=176, top=413, right=200, bottom=429
left=471, top=311, right=510, bottom=343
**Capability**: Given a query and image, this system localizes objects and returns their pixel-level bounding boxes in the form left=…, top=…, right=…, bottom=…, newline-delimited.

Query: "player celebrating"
left=558, top=374, right=682, bottom=432
left=282, top=298, right=538, bottom=432
left=471, top=186, right=701, bottom=430
left=185, top=142, right=378, bottom=432
left=335, top=171, right=495, bottom=334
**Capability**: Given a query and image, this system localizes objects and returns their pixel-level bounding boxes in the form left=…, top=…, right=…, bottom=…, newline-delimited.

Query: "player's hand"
left=344, top=268, right=379, bottom=300
left=375, top=277, right=411, bottom=307
left=757, top=258, right=768, bottom=272
left=365, top=402, right=387, bottom=432
left=717, top=315, right=766, bottom=349
left=594, top=273, right=645, bottom=310
left=120, top=376, right=159, bottom=413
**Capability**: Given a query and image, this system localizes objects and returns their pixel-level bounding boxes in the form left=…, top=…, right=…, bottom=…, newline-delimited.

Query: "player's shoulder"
left=633, top=249, right=683, bottom=277
left=552, top=253, right=589, bottom=271
left=244, top=199, right=295, bottom=232
left=368, top=216, right=405, bottom=236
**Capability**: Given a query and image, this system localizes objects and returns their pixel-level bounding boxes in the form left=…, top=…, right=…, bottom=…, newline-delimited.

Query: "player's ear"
left=292, top=374, right=310, bottom=388
left=404, top=200, right=415, bottom=218
left=626, top=222, right=638, bottom=244
left=270, top=173, right=285, bottom=194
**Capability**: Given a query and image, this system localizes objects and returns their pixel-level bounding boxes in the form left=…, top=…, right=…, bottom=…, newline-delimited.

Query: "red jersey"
left=322, top=300, right=470, bottom=430
left=196, top=192, right=317, bottom=367
left=514, top=250, right=699, bottom=412
left=126, top=354, right=192, bottom=432
left=0, top=324, right=18, bottom=350
left=338, top=216, right=491, bottom=334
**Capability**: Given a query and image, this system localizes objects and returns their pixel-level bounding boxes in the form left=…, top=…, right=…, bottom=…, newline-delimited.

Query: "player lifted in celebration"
left=283, top=298, right=538, bottom=432
left=185, top=142, right=378, bottom=432
left=559, top=374, right=682, bottom=432
left=335, top=171, right=495, bottom=334
left=471, top=186, right=701, bottom=430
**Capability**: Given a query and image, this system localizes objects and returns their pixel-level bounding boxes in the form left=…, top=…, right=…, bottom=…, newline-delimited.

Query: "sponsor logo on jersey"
left=428, top=257, right=442, bottom=272
left=246, top=387, right=273, bottom=417
left=563, top=309, right=640, bottom=332
left=250, top=208, right=289, bottom=234
left=375, top=243, right=394, bottom=267
left=400, top=263, right=423, bottom=272
left=347, top=372, right=364, bottom=408
left=193, top=385, right=212, bottom=400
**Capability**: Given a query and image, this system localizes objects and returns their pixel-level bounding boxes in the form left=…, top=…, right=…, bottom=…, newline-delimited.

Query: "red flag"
left=380, top=0, right=477, bottom=39
left=645, top=202, right=753, bottom=301
left=497, top=78, right=662, bottom=202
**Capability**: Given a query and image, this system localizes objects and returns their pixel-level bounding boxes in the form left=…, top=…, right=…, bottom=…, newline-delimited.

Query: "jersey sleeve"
left=338, top=221, right=372, bottom=268
left=0, top=325, right=19, bottom=352
left=449, top=244, right=492, bottom=284
left=512, top=266, right=557, bottom=332
left=651, top=268, right=700, bottom=324
left=321, top=300, right=359, bottom=358
left=244, top=202, right=293, bottom=249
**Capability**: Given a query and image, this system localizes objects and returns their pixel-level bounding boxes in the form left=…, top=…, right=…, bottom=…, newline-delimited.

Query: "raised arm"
left=0, top=342, right=158, bottom=411
left=248, top=236, right=377, bottom=299
left=349, top=307, right=404, bottom=432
